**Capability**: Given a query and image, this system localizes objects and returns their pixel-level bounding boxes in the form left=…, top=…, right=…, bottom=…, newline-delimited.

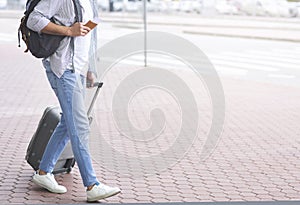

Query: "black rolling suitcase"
left=26, top=82, right=103, bottom=174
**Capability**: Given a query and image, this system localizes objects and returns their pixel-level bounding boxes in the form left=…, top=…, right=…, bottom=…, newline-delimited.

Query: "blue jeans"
left=39, top=61, right=99, bottom=187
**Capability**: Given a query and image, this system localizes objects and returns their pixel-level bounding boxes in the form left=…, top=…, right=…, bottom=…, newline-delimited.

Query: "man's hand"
left=86, top=71, right=95, bottom=88
left=67, top=22, right=91, bottom=37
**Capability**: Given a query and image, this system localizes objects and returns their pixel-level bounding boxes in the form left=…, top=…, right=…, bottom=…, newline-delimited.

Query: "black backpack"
left=18, top=0, right=82, bottom=58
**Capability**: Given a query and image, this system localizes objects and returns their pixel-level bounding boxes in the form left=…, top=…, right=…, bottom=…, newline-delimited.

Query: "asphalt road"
left=1, top=14, right=300, bottom=89
left=97, top=22, right=300, bottom=88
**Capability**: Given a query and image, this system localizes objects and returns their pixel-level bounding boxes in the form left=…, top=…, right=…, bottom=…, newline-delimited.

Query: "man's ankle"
left=87, top=184, right=95, bottom=191
left=38, top=170, right=47, bottom=175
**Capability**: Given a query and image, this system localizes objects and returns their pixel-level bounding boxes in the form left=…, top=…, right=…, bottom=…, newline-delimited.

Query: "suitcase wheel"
left=65, top=158, right=76, bottom=174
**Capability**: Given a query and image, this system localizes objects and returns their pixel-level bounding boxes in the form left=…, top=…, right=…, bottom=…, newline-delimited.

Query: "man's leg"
left=38, top=61, right=71, bottom=173
left=32, top=119, right=69, bottom=194
left=32, top=64, right=71, bottom=194
left=39, top=116, right=70, bottom=173
left=53, top=70, right=99, bottom=187
left=56, top=71, right=120, bottom=201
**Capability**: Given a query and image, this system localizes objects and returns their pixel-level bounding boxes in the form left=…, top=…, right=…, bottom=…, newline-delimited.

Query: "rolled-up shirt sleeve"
left=27, top=0, right=62, bottom=33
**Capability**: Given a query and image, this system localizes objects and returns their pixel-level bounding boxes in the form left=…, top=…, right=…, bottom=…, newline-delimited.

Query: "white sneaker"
left=87, top=183, right=121, bottom=202
left=32, top=172, right=67, bottom=194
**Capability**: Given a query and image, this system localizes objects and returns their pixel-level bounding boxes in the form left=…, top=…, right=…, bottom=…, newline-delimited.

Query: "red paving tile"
left=1, top=44, right=300, bottom=204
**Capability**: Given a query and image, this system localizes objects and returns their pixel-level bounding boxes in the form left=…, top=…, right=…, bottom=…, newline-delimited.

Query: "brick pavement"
left=0, top=43, right=300, bottom=205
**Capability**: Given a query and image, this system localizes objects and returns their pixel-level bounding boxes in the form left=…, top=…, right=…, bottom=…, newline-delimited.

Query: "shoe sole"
left=32, top=177, right=67, bottom=194
left=87, top=190, right=121, bottom=202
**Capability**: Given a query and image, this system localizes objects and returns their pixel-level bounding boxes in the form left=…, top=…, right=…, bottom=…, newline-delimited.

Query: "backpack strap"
left=72, top=0, right=82, bottom=23
left=70, top=0, right=83, bottom=72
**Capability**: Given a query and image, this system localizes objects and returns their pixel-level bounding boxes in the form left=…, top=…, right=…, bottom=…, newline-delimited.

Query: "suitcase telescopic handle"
left=87, top=82, right=103, bottom=117
left=93, top=82, right=103, bottom=88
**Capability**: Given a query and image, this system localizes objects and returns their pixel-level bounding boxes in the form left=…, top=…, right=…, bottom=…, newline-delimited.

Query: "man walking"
left=27, top=0, right=120, bottom=202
